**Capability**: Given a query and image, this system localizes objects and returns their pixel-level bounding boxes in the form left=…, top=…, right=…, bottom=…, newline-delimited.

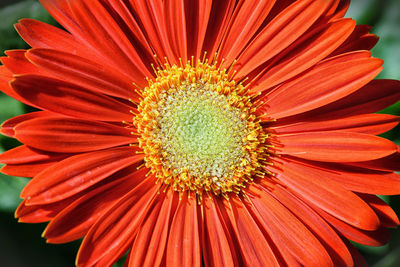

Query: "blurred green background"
left=0, top=0, right=399, bottom=266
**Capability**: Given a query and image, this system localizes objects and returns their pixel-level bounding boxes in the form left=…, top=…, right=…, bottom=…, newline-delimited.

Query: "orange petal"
left=202, top=196, right=239, bottom=267
left=166, top=193, right=201, bottom=267
left=14, top=117, right=135, bottom=153
left=277, top=131, right=397, bottom=162
left=267, top=157, right=380, bottom=230
left=270, top=113, right=398, bottom=135
left=276, top=157, right=400, bottom=195
left=318, top=208, right=391, bottom=247
left=26, top=49, right=140, bottom=101
left=43, top=167, right=148, bottom=243
left=76, top=178, right=159, bottom=267
left=246, top=184, right=333, bottom=267
left=264, top=184, right=354, bottom=266
left=1, top=111, right=57, bottom=137
left=219, top=0, right=275, bottom=65
left=129, top=189, right=177, bottom=267
left=357, top=193, right=400, bottom=228
left=0, top=145, right=67, bottom=164
left=261, top=51, right=382, bottom=118
left=236, top=0, right=332, bottom=77
left=21, top=147, right=143, bottom=204
left=221, top=196, right=281, bottom=267
left=252, top=18, right=355, bottom=91
left=11, top=75, right=134, bottom=122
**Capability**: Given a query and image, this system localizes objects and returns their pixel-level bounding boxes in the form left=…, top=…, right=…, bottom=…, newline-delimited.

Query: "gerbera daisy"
left=1, top=0, right=400, bottom=266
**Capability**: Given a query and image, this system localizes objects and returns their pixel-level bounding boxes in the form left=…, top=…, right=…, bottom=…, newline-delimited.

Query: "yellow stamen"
left=134, top=59, right=269, bottom=196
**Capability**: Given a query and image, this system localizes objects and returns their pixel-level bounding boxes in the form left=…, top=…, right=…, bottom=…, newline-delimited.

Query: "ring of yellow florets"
left=134, top=59, right=268, bottom=195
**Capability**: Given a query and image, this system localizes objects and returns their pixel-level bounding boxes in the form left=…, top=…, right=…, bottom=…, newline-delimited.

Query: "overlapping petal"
left=258, top=52, right=382, bottom=118
left=14, top=117, right=136, bottom=153
left=276, top=131, right=397, bottom=162
left=11, top=75, right=134, bottom=122
left=235, top=0, right=332, bottom=77
left=0, top=0, right=398, bottom=266
left=267, top=157, right=380, bottom=230
left=166, top=193, right=201, bottom=267
left=76, top=177, right=159, bottom=267
left=43, top=168, right=149, bottom=243
left=21, top=147, right=143, bottom=204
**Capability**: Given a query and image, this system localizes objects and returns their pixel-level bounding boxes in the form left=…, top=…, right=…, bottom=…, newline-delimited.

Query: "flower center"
left=157, top=82, right=250, bottom=180
left=135, top=59, right=268, bottom=195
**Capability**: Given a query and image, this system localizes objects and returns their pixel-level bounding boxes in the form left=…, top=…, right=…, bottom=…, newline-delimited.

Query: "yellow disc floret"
left=134, top=58, right=268, bottom=195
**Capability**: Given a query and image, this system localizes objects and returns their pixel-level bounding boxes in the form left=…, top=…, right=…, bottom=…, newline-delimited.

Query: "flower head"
left=1, top=0, right=400, bottom=266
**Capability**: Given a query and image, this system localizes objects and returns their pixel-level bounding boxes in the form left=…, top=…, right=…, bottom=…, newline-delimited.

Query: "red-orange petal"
left=318, top=209, right=391, bottom=247
left=1, top=50, right=47, bottom=75
left=357, top=193, right=400, bottom=228
left=26, top=49, right=140, bottom=101
left=15, top=18, right=100, bottom=62
left=246, top=184, right=333, bottom=267
left=202, top=196, right=239, bottom=267
left=128, top=0, right=176, bottom=63
left=252, top=18, right=355, bottom=91
left=76, top=178, right=159, bottom=267
left=200, top=0, right=236, bottom=59
left=222, top=196, right=281, bottom=267
left=342, top=238, right=369, bottom=267
left=219, top=0, right=275, bottom=66
left=264, top=183, right=353, bottom=266
left=16, top=191, right=85, bottom=223
left=14, top=117, right=135, bottom=153
left=0, top=145, right=67, bottom=164
left=329, top=0, right=350, bottom=20
left=66, top=0, right=152, bottom=83
left=164, top=0, right=187, bottom=63
left=11, top=75, right=134, bottom=122
left=166, top=193, right=201, bottom=267
left=236, top=0, right=332, bottom=77
left=275, top=157, right=400, bottom=195
left=348, top=152, right=400, bottom=172
left=261, top=52, right=382, bottom=118
left=43, top=167, right=148, bottom=243
left=281, top=79, right=400, bottom=122
left=129, top=189, right=177, bottom=267
left=1, top=160, right=61, bottom=177
left=1, top=111, right=57, bottom=137
left=330, top=25, right=378, bottom=56
left=277, top=131, right=397, bottom=162
left=185, top=0, right=212, bottom=60
left=21, top=147, right=143, bottom=204
left=270, top=113, right=399, bottom=135
left=267, top=157, right=380, bottom=230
